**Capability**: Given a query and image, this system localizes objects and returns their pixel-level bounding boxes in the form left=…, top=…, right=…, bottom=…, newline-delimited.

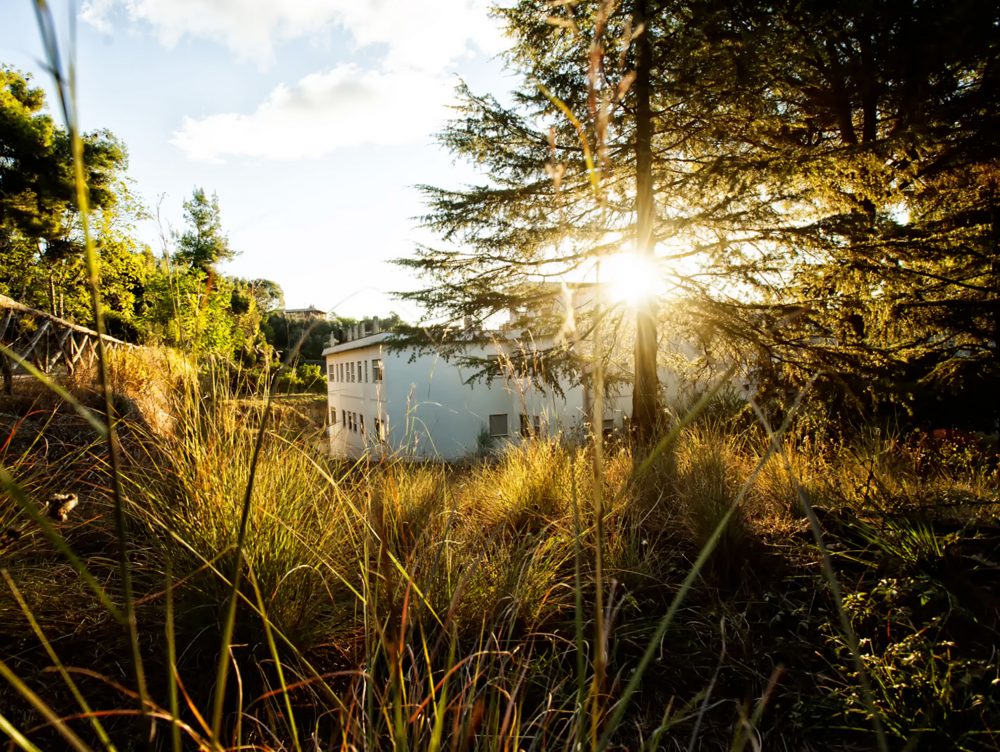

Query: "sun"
left=600, top=251, right=664, bottom=307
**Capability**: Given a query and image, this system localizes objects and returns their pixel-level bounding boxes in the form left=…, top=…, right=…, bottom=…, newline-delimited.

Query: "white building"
left=323, top=324, right=630, bottom=460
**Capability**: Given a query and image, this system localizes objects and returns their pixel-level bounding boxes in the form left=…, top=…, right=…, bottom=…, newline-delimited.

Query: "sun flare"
left=601, top=251, right=664, bottom=307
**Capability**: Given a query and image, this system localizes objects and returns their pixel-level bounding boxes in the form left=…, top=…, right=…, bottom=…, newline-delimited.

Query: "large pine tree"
left=399, top=0, right=1000, bottom=432
left=398, top=0, right=690, bottom=438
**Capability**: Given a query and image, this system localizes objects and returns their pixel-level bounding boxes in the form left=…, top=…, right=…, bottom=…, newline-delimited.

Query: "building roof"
left=322, top=331, right=393, bottom=356
left=284, top=306, right=327, bottom=315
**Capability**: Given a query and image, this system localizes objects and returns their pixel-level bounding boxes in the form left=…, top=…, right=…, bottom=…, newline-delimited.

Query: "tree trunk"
left=632, top=0, right=660, bottom=442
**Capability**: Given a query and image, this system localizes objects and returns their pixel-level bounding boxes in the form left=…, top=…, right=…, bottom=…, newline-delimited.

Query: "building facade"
left=324, top=330, right=630, bottom=460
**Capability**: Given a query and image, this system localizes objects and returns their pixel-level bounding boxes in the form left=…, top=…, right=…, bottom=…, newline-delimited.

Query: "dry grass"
left=0, top=350, right=998, bottom=749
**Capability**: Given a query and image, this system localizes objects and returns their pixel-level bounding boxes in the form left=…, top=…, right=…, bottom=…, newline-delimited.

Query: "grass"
left=2, top=347, right=998, bottom=749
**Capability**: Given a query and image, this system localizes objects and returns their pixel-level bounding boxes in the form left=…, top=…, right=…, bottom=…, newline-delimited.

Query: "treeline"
left=0, top=66, right=370, bottom=392
left=0, top=67, right=267, bottom=358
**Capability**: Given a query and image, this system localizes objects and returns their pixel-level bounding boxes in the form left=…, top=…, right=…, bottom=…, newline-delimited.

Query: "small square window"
left=520, top=414, right=543, bottom=437
left=489, top=414, right=508, bottom=437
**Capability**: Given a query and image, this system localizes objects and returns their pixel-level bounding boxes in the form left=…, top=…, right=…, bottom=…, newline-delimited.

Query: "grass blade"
left=0, top=711, right=45, bottom=752
left=2, top=570, right=117, bottom=750
left=31, top=2, right=150, bottom=731
left=0, top=656, right=93, bottom=752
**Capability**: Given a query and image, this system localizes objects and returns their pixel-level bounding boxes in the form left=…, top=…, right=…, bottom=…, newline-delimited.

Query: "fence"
left=0, top=293, right=133, bottom=394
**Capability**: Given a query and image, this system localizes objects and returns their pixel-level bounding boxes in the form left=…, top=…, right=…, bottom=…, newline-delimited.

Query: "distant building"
left=283, top=306, right=328, bottom=322
left=323, top=317, right=631, bottom=460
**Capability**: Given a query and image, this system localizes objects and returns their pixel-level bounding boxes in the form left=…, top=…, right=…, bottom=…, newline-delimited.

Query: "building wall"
left=325, top=336, right=631, bottom=461
left=325, top=336, right=386, bottom=459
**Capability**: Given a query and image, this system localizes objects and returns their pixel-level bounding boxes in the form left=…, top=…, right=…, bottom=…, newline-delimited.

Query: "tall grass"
left=4, top=341, right=999, bottom=748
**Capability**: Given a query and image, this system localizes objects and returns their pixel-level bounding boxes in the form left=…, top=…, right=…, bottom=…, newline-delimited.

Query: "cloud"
left=81, top=0, right=117, bottom=33
left=82, top=0, right=504, bottom=71
left=171, top=64, right=452, bottom=161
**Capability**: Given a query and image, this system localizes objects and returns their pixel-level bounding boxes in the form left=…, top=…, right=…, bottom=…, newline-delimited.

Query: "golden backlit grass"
left=1, top=347, right=997, bottom=749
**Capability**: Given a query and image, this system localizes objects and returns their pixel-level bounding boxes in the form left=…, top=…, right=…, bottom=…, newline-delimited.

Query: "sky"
left=0, top=0, right=514, bottom=319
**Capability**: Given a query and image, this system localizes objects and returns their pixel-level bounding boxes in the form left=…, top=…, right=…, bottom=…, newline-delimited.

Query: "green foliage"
left=172, top=187, right=235, bottom=273
left=137, top=263, right=268, bottom=362
left=262, top=312, right=338, bottom=363
left=823, top=550, right=998, bottom=748
left=248, top=277, right=283, bottom=313
left=1, top=67, right=280, bottom=362
left=0, top=66, right=132, bottom=323
left=671, top=0, right=1000, bottom=429
left=275, top=362, right=325, bottom=393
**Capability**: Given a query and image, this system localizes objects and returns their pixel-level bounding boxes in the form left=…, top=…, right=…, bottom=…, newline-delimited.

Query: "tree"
left=173, top=188, right=235, bottom=273
left=398, top=0, right=670, bottom=437
left=399, top=0, right=1000, bottom=434
left=631, top=0, right=659, bottom=441
left=249, top=278, right=284, bottom=314
left=1, top=65, right=130, bottom=320
left=659, top=0, right=1000, bottom=429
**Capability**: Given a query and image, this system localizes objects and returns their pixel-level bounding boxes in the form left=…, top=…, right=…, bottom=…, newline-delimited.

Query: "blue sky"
left=0, top=0, right=513, bottom=319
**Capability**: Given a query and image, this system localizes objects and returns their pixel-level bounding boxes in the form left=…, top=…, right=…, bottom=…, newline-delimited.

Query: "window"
left=349, top=362, right=355, bottom=382
left=364, top=360, right=369, bottom=382
left=489, top=414, right=508, bottom=437
left=360, top=414, right=366, bottom=434
left=330, top=407, right=337, bottom=424
left=520, top=414, right=542, bottom=437
left=338, top=362, right=343, bottom=382
left=327, top=363, right=335, bottom=382
left=372, top=358, right=383, bottom=382
left=354, top=412, right=360, bottom=433
left=358, top=361, right=363, bottom=382
left=374, top=417, right=386, bottom=441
